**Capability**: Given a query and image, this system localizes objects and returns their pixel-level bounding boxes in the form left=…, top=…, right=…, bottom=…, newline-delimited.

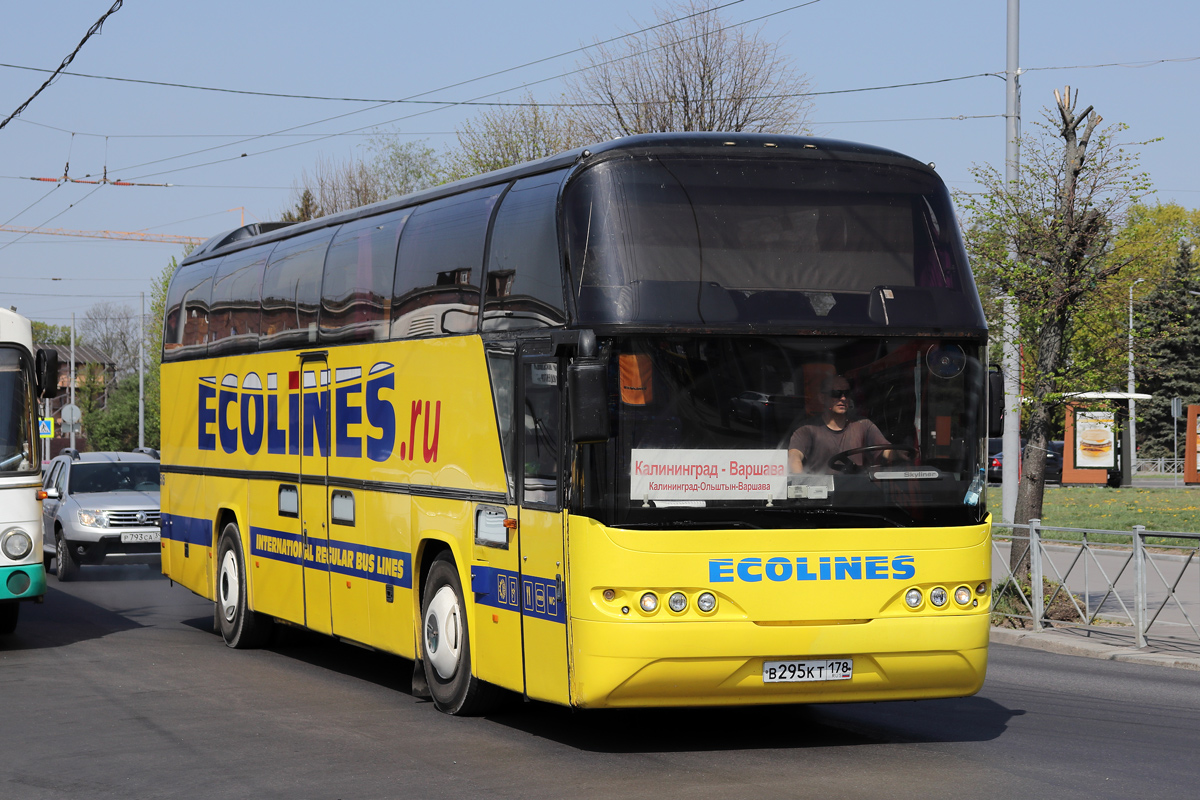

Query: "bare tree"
left=280, top=152, right=390, bottom=220
left=961, top=89, right=1156, bottom=579
left=565, top=0, right=813, bottom=140
left=79, top=301, right=139, bottom=378
left=444, top=93, right=588, bottom=181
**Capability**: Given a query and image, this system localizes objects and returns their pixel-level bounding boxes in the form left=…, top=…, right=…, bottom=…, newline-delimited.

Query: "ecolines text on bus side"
left=195, top=362, right=441, bottom=463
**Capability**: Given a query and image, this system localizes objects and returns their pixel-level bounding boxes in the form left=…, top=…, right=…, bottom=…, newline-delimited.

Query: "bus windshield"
left=564, top=154, right=982, bottom=329
left=0, top=348, right=35, bottom=473
left=576, top=335, right=987, bottom=529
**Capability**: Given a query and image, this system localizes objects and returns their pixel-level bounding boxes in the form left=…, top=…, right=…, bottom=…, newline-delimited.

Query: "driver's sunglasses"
left=826, top=389, right=850, bottom=398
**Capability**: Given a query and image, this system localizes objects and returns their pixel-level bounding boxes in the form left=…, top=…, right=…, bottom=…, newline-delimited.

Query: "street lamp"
left=1128, top=279, right=1144, bottom=473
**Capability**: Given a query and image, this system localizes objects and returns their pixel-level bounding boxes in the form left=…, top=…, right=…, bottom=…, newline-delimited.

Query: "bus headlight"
left=78, top=509, right=109, bottom=528
left=2, top=529, right=33, bottom=559
left=930, top=587, right=948, bottom=607
left=955, top=586, right=973, bottom=606
left=668, top=592, right=687, bottom=613
left=697, top=592, right=717, bottom=613
left=905, top=588, right=923, bottom=608
left=639, top=592, right=658, bottom=613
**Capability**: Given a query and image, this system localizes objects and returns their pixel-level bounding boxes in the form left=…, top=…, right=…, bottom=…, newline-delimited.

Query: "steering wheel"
left=828, top=444, right=919, bottom=474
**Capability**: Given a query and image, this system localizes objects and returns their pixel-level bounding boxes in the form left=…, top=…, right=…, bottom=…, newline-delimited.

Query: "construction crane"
left=0, top=225, right=204, bottom=246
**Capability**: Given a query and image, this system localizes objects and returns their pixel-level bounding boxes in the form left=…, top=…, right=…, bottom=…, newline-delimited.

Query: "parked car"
left=988, top=441, right=1064, bottom=484
left=41, top=451, right=161, bottom=581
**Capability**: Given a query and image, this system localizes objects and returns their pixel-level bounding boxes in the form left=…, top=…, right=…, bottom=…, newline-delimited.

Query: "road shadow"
left=236, top=622, right=1023, bottom=752
left=0, top=584, right=145, bottom=651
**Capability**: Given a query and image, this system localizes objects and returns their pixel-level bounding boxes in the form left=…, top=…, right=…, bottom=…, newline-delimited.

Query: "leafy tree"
left=564, top=0, right=814, bottom=139
left=1135, top=240, right=1200, bottom=459
left=368, top=137, right=445, bottom=196
left=280, top=188, right=319, bottom=223
left=444, top=93, right=587, bottom=180
left=85, top=375, right=148, bottom=451
left=961, top=89, right=1155, bottom=577
left=31, top=321, right=71, bottom=347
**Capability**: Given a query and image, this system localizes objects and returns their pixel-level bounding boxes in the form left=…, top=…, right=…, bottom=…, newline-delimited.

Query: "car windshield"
left=70, top=462, right=160, bottom=494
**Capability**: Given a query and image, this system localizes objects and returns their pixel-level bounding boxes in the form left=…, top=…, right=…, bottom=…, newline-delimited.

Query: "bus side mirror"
left=988, top=370, right=1005, bottom=438
left=36, top=348, right=59, bottom=399
left=568, top=360, right=610, bottom=443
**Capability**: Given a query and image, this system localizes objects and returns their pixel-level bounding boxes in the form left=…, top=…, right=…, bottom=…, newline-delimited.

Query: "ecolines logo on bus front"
left=195, top=362, right=441, bottom=463
left=709, top=555, right=916, bottom=583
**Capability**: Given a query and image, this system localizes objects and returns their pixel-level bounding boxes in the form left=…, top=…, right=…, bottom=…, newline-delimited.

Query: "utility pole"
left=69, top=313, right=76, bottom=451
left=1001, top=0, right=1022, bottom=523
left=139, top=291, right=145, bottom=449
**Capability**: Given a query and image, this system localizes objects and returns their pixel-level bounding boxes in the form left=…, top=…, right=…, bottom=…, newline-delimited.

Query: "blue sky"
left=2, top=0, right=1197, bottom=326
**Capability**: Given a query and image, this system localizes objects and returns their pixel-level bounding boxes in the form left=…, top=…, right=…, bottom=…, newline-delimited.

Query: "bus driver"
left=788, top=375, right=897, bottom=474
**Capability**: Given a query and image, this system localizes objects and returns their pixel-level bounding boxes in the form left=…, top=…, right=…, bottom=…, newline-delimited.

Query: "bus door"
left=300, top=355, right=332, bottom=635
left=517, top=349, right=569, bottom=704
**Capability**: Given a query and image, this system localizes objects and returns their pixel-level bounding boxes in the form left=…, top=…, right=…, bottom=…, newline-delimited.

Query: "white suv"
left=41, top=452, right=161, bottom=581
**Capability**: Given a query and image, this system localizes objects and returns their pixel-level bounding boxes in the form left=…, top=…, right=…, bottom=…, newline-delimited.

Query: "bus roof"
left=0, top=308, right=33, bottom=352
left=181, top=133, right=939, bottom=268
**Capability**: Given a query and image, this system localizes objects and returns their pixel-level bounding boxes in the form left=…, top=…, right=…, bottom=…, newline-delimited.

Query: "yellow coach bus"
left=160, top=133, right=1000, bottom=714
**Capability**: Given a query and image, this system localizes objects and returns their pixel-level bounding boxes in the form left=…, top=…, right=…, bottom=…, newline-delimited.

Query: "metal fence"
left=1133, top=458, right=1184, bottom=475
left=992, top=520, right=1200, bottom=648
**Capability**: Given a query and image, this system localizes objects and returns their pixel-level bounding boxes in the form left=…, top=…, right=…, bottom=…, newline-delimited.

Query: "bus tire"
left=56, top=529, right=78, bottom=582
left=216, top=523, right=272, bottom=649
left=421, top=555, right=497, bottom=715
left=0, top=601, right=17, bottom=635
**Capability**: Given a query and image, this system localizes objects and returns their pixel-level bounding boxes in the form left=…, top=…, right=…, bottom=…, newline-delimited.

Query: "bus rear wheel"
left=216, top=523, right=272, bottom=648
left=421, top=554, right=498, bottom=715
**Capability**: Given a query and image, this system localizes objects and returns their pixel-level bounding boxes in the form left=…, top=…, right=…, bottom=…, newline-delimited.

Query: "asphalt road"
left=3, top=566, right=1200, bottom=800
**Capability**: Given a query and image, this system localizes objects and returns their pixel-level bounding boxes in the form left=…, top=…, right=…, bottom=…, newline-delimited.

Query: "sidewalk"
left=990, top=625, right=1200, bottom=672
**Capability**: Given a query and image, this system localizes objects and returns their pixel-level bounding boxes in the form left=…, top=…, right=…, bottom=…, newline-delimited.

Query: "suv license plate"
left=120, top=531, right=160, bottom=543
left=763, top=659, right=853, bottom=683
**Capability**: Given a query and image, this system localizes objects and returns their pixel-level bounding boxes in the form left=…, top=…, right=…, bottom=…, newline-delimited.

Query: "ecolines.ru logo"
left=196, top=363, right=440, bottom=463
left=709, top=555, right=916, bottom=583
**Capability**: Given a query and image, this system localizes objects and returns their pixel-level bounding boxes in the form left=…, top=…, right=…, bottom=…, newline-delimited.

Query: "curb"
left=990, top=627, right=1200, bottom=672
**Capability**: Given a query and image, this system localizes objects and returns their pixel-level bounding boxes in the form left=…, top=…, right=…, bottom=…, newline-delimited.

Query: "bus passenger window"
left=392, top=186, right=502, bottom=339
left=260, top=229, right=336, bottom=351
left=163, top=260, right=220, bottom=361
left=209, top=245, right=272, bottom=355
left=483, top=170, right=568, bottom=331
left=321, top=211, right=407, bottom=344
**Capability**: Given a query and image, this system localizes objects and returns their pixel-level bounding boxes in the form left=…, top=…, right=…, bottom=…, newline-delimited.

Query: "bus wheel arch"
left=417, top=545, right=499, bottom=715
left=215, top=520, right=272, bottom=649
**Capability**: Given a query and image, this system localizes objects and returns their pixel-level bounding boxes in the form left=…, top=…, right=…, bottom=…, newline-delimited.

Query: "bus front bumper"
left=0, top=563, right=46, bottom=601
left=569, top=612, right=989, bottom=708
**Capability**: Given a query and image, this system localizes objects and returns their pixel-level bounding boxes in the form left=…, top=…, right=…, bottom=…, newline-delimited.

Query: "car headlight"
left=78, top=509, right=109, bottom=528
left=2, top=529, right=33, bottom=559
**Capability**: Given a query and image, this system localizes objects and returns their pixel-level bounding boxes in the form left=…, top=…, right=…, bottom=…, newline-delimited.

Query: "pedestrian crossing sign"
left=38, top=417, right=54, bottom=438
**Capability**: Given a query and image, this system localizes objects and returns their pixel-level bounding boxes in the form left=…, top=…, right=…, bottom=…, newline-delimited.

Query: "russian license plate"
left=120, top=531, right=160, bottom=543
left=762, top=658, right=853, bottom=683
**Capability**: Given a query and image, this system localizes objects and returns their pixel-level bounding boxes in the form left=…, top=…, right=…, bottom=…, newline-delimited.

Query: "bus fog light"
left=640, top=592, right=658, bottom=613
left=905, top=588, right=923, bottom=608
left=697, top=592, right=716, bottom=613
left=668, top=592, right=687, bottom=612
left=7, top=571, right=31, bottom=595
left=930, top=587, right=948, bottom=607
left=2, top=529, right=32, bottom=559
left=954, top=586, right=972, bottom=605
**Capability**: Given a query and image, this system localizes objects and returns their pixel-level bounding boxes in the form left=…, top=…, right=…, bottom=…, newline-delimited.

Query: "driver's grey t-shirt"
left=788, top=418, right=889, bottom=473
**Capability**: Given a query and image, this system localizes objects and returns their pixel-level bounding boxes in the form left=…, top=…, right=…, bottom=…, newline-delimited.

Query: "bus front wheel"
left=0, top=601, right=17, bottom=635
left=420, top=555, right=498, bottom=715
left=216, top=523, right=272, bottom=649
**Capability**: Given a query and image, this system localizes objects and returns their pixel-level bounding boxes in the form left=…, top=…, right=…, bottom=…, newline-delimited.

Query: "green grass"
left=988, top=486, right=1200, bottom=542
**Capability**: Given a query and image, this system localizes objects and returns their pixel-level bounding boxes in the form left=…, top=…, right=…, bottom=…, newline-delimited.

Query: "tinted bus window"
left=209, top=244, right=273, bottom=356
left=392, top=186, right=503, bottom=339
left=483, top=171, right=567, bottom=331
left=564, top=156, right=979, bottom=329
left=163, top=260, right=220, bottom=361
left=260, top=228, right=337, bottom=350
left=321, top=210, right=408, bottom=344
